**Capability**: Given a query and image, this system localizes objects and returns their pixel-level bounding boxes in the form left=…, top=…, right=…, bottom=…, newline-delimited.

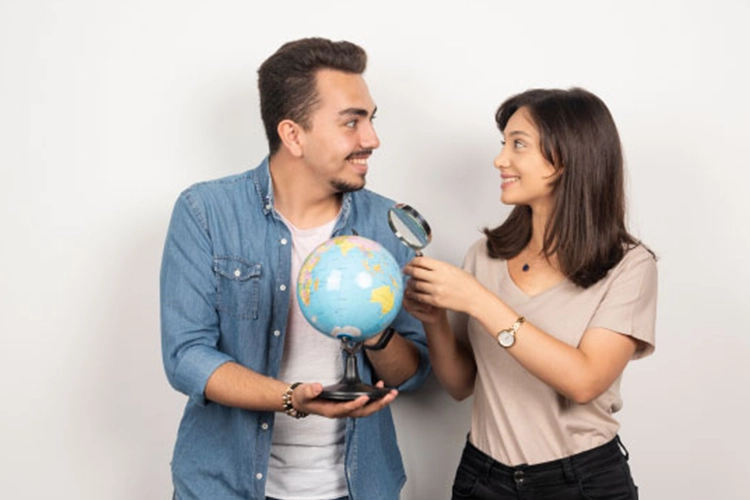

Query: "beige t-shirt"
left=453, top=238, right=657, bottom=466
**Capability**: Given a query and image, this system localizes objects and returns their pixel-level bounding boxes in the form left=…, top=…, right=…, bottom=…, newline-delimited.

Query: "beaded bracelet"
left=282, top=382, right=308, bottom=419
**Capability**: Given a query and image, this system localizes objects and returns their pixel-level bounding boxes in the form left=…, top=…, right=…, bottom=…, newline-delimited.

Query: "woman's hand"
left=403, top=256, right=487, bottom=315
left=403, top=278, right=447, bottom=326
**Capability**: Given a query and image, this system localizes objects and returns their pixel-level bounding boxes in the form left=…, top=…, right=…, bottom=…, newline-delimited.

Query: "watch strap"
left=497, top=316, right=525, bottom=347
left=364, top=327, right=396, bottom=351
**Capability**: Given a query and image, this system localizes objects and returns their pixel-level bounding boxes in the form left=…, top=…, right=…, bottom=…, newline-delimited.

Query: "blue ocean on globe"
left=297, top=235, right=404, bottom=340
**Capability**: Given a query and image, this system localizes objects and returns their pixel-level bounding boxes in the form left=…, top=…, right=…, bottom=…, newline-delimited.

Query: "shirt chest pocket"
left=214, top=257, right=263, bottom=320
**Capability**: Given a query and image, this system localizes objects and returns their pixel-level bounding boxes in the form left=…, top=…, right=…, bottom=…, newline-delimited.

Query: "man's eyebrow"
left=339, top=106, right=377, bottom=118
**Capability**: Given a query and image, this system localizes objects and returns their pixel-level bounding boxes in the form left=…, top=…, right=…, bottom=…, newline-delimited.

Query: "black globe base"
left=315, top=336, right=391, bottom=402
left=319, top=382, right=390, bottom=401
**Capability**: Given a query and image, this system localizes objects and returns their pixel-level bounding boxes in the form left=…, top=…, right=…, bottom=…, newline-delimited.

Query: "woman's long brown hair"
left=484, top=88, right=647, bottom=288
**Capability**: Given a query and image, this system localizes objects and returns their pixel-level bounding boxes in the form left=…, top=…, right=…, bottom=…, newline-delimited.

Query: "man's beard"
left=331, top=175, right=366, bottom=193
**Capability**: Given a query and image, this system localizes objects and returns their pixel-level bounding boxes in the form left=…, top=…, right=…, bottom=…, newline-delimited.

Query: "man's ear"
left=277, top=119, right=304, bottom=157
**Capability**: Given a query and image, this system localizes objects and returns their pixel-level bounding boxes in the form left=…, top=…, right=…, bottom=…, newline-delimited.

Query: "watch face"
left=498, top=330, right=515, bottom=348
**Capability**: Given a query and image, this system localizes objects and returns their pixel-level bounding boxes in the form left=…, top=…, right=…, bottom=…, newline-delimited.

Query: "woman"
left=403, top=88, right=657, bottom=500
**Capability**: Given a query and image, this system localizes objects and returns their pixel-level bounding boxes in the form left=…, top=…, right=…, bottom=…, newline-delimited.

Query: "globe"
left=297, top=235, right=404, bottom=341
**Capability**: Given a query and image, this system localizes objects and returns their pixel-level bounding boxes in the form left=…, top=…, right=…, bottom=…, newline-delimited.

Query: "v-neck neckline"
left=504, top=259, right=568, bottom=300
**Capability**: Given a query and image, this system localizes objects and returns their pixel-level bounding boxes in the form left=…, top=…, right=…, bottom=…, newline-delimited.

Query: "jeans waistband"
left=462, top=436, right=628, bottom=485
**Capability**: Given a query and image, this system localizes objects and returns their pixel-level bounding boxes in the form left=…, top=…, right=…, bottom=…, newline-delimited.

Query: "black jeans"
left=452, top=436, right=638, bottom=500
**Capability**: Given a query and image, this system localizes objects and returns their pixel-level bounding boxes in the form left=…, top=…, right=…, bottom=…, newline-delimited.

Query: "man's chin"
left=331, top=178, right=366, bottom=193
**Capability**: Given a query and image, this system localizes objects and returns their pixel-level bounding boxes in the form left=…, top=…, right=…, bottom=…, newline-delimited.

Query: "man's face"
left=297, top=69, right=380, bottom=193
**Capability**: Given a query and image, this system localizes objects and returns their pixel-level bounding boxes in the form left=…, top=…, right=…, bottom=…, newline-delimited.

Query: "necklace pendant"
left=522, top=263, right=530, bottom=272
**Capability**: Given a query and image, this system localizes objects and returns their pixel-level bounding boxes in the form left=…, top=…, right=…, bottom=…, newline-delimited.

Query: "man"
left=160, top=37, right=430, bottom=500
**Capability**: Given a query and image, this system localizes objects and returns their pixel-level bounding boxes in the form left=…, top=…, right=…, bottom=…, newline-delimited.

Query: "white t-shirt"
left=265, top=215, right=348, bottom=500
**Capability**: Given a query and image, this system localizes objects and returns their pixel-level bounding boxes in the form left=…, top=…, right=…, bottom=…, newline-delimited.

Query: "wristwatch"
left=364, top=327, right=395, bottom=351
left=497, top=316, right=525, bottom=348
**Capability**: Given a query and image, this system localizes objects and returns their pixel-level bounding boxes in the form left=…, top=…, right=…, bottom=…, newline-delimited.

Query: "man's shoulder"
left=181, top=169, right=255, bottom=198
left=176, top=161, right=267, bottom=210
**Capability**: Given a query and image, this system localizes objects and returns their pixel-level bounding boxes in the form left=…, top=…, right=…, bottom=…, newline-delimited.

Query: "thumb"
left=300, top=382, right=323, bottom=401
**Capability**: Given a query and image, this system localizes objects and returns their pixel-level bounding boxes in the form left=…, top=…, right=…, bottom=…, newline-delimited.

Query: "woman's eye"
left=514, top=140, right=525, bottom=149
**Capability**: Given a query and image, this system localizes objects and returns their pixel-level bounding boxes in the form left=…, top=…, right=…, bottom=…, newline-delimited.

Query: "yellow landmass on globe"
left=335, top=238, right=358, bottom=256
left=370, top=285, right=395, bottom=315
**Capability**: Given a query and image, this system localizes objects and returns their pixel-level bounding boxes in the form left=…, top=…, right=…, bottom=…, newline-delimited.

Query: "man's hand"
left=291, top=381, right=397, bottom=419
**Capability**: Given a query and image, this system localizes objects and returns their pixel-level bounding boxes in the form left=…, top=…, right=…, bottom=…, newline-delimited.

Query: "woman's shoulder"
left=461, top=235, right=508, bottom=270
left=464, top=235, right=497, bottom=260
left=621, top=243, right=657, bottom=267
left=605, top=243, right=658, bottom=285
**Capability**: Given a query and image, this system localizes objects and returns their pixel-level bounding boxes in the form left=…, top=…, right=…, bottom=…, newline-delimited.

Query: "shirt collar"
left=252, top=156, right=354, bottom=227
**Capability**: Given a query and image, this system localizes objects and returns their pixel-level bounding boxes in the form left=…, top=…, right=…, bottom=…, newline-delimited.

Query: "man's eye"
left=345, top=120, right=357, bottom=128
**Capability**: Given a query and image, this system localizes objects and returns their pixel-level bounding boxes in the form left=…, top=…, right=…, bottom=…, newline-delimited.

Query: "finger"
left=308, top=395, right=370, bottom=418
left=407, top=286, right=438, bottom=307
left=334, top=395, right=371, bottom=415
left=404, top=265, right=433, bottom=281
left=408, top=278, right=430, bottom=294
left=411, top=256, right=438, bottom=269
left=403, top=296, right=431, bottom=317
left=350, top=390, right=398, bottom=417
left=297, top=382, right=323, bottom=404
left=404, top=257, right=439, bottom=275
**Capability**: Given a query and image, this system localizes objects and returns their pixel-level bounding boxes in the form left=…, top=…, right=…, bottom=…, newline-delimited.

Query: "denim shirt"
left=160, top=158, right=431, bottom=500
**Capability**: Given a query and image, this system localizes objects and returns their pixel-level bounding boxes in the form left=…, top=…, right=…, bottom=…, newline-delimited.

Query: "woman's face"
left=493, top=107, right=559, bottom=214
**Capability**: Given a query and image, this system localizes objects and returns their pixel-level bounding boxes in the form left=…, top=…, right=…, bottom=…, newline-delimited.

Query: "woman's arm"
left=469, top=288, right=637, bottom=403
left=403, top=273, right=476, bottom=400
left=405, top=256, right=642, bottom=404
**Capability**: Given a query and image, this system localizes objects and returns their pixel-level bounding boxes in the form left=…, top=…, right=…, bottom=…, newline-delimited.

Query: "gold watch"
left=497, top=316, right=525, bottom=348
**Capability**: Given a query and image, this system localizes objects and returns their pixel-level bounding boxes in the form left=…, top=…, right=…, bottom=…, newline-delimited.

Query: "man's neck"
left=269, top=153, right=342, bottom=230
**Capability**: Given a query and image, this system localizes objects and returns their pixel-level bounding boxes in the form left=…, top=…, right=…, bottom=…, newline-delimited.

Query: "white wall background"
left=1, top=1, right=748, bottom=498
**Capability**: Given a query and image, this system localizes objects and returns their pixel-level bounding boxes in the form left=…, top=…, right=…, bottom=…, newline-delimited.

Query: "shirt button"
left=273, top=330, right=281, bottom=337
left=280, top=238, right=288, bottom=245
left=261, top=422, right=269, bottom=430
left=256, top=473, right=263, bottom=480
left=233, top=269, right=241, bottom=277
left=279, top=284, right=287, bottom=291
left=265, top=204, right=272, bottom=211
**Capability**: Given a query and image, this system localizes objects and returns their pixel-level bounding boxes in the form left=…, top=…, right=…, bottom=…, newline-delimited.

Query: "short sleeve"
left=588, top=246, right=658, bottom=359
left=450, top=238, right=484, bottom=345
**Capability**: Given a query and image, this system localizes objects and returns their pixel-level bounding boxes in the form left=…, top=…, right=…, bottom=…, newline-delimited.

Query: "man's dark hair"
left=258, top=37, right=367, bottom=155
left=484, top=87, right=647, bottom=288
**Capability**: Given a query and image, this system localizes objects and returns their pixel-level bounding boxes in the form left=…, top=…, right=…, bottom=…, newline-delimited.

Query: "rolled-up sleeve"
left=160, top=190, right=233, bottom=405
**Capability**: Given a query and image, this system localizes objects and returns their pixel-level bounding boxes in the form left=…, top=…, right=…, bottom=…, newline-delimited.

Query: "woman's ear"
left=277, top=119, right=304, bottom=157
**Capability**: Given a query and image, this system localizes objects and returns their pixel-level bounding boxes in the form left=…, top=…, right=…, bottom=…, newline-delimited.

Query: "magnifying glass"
left=387, top=203, right=432, bottom=256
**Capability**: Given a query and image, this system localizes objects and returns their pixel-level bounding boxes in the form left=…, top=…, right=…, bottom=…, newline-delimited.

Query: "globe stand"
left=318, top=337, right=391, bottom=401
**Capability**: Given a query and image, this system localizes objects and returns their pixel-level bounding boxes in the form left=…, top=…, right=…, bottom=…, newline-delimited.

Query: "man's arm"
left=204, top=361, right=398, bottom=418
left=363, top=329, right=421, bottom=387
left=161, top=192, right=399, bottom=418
